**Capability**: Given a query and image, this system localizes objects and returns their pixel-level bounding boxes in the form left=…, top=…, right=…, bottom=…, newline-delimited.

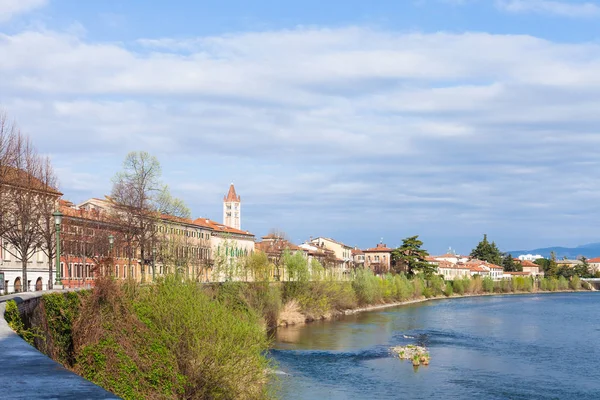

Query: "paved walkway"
left=0, top=291, right=119, bottom=399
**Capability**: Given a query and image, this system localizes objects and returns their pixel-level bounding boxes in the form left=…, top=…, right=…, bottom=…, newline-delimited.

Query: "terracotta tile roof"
left=59, top=202, right=110, bottom=222
left=256, top=239, right=300, bottom=253
left=465, top=260, right=503, bottom=270
left=59, top=199, right=75, bottom=207
left=224, top=184, right=240, bottom=202
left=467, top=265, right=487, bottom=272
left=436, top=260, right=469, bottom=269
left=518, top=260, right=539, bottom=268
left=0, top=166, right=62, bottom=196
left=352, top=248, right=364, bottom=255
left=587, top=257, right=600, bottom=263
left=192, top=217, right=253, bottom=237
left=262, top=233, right=285, bottom=240
left=160, top=213, right=196, bottom=226
left=363, top=243, right=393, bottom=252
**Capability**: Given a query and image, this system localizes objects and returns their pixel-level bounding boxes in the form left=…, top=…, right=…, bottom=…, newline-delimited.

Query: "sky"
left=2, top=0, right=600, bottom=254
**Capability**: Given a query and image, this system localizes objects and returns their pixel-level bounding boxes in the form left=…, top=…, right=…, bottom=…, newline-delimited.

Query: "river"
left=270, top=292, right=600, bottom=399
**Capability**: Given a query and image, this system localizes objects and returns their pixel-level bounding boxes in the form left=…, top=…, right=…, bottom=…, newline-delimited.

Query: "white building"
left=518, top=254, right=544, bottom=261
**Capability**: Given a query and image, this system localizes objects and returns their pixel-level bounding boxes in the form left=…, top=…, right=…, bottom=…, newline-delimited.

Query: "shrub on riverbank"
left=13, top=278, right=272, bottom=400
left=135, top=276, right=271, bottom=399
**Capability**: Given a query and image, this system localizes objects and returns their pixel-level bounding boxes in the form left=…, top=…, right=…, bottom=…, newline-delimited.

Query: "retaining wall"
left=0, top=291, right=119, bottom=399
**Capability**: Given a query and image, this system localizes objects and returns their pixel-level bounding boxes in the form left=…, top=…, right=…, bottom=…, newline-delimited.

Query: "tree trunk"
left=22, top=257, right=28, bottom=292
left=48, top=259, right=53, bottom=290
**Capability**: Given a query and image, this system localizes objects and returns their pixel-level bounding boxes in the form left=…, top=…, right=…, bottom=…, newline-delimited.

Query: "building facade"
left=309, top=237, right=353, bottom=271
left=363, top=243, right=393, bottom=274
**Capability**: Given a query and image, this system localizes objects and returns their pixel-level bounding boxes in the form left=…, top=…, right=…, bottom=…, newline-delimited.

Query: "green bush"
left=4, top=300, right=39, bottom=345
left=412, top=277, right=424, bottom=298
left=422, top=287, right=433, bottom=298
left=393, top=275, right=414, bottom=301
left=558, top=276, right=569, bottom=291
left=41, top=292, right=83, bottom=365
left=428, top=275, right=445, bottom=297
left=135, top=276, right=271, bottom=399
left=452, top=279, right=465, bottom=295
left=569, top=276, right=581, bottom=290
left=352, top=269, right=380, bottom=305
left=482, top=277, right=494, bottom=293
left=444, top=282, right=454, bottom=297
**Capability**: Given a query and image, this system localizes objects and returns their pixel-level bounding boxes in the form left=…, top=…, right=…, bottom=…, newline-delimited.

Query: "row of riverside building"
left=0, top=184, right=255, bottom=293
left=2, top=181, right=583, bottom=294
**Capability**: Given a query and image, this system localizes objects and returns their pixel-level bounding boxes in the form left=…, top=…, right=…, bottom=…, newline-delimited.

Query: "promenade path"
left=0, top=290, right=119, bottom=399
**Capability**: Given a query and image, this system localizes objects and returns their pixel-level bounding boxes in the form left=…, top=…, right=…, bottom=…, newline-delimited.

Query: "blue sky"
left=2, top=0, right=600, bottom=254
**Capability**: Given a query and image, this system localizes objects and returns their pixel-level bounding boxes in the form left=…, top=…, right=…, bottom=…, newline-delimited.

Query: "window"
left=3, top=244, right=10, bottom=261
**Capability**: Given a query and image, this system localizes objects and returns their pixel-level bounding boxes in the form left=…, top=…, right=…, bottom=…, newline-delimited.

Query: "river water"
left=270, top=293, right=600, bottom=399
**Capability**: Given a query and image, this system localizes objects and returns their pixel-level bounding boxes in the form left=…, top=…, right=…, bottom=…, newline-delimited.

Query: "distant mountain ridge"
left=509, top=243, right=600, bottom=259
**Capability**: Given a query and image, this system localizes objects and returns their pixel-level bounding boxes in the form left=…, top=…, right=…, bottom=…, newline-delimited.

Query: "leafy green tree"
left=546, top=251, right=559, bottom=277
left=502, top=253, right=522, bottom=272
left=391, top=235, right=435, bottom=276
left=245, top=251, right=270, bottom=282
left=557, top=265, right=574, bottom=279
left=534, top=258, right=550, bottom=271
left=310, top=258, right=324, bottom=280
left=470, top=234, right=502, bottom=265
left=575, top=256, right=591, bottom=278
left=282, top=249, right=309, bottom=282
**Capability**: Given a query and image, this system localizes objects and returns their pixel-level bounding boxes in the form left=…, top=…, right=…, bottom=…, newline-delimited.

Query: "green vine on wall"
left=41, top=291, right=85, bottom=366
left=4, top=300, right=41, bottom=345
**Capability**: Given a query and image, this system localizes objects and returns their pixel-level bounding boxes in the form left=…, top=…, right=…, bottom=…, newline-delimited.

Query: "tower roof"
left=224, top=183, right=240, bottom=202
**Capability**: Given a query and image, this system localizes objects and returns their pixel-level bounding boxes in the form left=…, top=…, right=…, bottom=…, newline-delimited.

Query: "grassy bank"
left=5, top=278, right=272, bottom=400
left=4, top=271, right=592, bottom=399
left=253, top=271, right=592, bottom=327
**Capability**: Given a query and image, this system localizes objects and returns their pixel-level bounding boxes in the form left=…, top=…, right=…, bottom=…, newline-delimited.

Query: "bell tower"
left=223, top=183, right=241, bottom=230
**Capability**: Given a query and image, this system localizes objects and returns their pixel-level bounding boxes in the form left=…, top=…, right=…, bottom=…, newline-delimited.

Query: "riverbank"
left=277, top=288, right=592, bottom=328
left=4, top=272, right=592, bottom=399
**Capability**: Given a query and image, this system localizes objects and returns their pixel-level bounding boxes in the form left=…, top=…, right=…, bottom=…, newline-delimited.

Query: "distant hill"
left=509, top=243, right=600, bottom=259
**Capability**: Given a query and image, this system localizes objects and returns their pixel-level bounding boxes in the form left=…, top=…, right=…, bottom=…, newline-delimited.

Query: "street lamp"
left=108, top=235, right=114, bottom=277
left=152, top=246, right=156, bottom=282
left=53, top=210, right=63, bottom=287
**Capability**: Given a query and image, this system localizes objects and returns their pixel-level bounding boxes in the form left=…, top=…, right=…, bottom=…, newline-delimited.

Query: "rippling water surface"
left=270, top=293, right=600, bottom=399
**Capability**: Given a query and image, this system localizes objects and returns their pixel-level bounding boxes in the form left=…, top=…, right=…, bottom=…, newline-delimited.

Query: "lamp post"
left=53, top=210, right=63, bottom=287
left=152, top=246, right=156, bottom=282
left=108, top=234, right=114, bottom=277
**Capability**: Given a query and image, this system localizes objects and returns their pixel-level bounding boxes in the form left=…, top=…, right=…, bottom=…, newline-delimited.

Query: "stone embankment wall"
left=0, top=291, right=119, bottom=400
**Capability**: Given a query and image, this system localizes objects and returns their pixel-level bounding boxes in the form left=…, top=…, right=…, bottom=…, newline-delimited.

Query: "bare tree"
left=110, top=151, right=190, bottom=282
left=0, top=112, right=18, bottom=235
left=37, top=156, right=60, bottom=289
left=0, top=132, right=60, bottom=291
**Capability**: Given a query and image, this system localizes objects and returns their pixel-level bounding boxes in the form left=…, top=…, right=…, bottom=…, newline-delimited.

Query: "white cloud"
left=0, top=0, right=47, bottom=22
left=3, top=26, right=600, bottom=250
left=496, top=0, right=600, bottom=17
